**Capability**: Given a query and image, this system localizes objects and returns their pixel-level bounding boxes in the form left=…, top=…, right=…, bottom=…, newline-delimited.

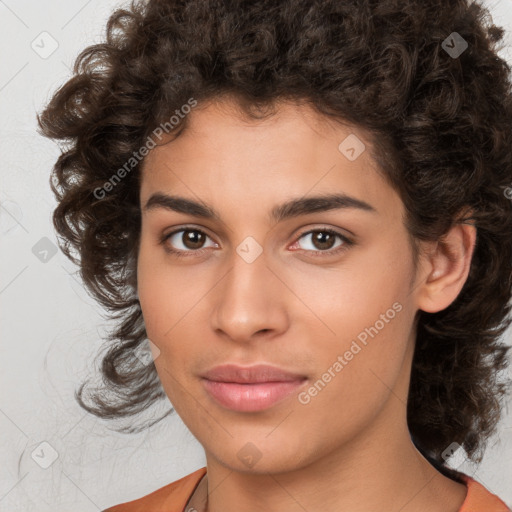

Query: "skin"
left=137, top=96, right=476, bottom=512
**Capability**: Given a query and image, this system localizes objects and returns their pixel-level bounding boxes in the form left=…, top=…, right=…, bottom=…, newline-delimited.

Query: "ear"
left=415, top=218, right=477, bottom=314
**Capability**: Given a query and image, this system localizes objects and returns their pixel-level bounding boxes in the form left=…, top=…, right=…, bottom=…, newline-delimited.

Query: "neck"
left=193, top=403, right=467, bottom=512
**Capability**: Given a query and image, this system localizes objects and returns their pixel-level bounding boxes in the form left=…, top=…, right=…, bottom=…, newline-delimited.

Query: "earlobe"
left=416, top=221, right=477, bottom=314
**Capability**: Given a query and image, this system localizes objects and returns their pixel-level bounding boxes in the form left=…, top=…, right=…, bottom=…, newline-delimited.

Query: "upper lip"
left=201, top=364, right=307, bottom=384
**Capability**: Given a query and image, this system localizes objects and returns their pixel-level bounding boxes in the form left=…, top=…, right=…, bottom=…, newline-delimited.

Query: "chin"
left=210, top=439, right=316, bottom=476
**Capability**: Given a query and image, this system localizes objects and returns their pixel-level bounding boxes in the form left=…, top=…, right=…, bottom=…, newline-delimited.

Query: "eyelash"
left=159, top=226, right=354, bottom=259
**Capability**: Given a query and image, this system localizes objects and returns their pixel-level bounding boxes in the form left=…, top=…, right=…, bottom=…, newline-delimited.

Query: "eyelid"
left=294, top=225, right=353, bottom=241
left=161, top=223, right=216, bottom=240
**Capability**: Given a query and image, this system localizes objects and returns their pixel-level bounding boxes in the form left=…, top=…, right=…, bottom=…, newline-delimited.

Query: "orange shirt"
left=103, top=467, right=510, bottom=512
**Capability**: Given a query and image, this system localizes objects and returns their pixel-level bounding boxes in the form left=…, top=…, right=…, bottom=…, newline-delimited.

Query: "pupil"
left=314, top=231, right=334, bottom=250
left=184, top=230, right=204, bottom=249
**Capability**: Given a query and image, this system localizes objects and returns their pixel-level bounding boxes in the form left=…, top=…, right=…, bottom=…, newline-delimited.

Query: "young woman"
left=38, top=0, right=512, bottom=510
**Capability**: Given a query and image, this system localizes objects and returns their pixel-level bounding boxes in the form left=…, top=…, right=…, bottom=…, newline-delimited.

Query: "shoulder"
left=458, top=474, right=510, bottom=512
left=102, top=466, right=207, bottom=512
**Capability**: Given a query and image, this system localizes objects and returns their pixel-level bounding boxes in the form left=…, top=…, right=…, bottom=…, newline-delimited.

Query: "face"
left=137, top=97, right=423, bottom=474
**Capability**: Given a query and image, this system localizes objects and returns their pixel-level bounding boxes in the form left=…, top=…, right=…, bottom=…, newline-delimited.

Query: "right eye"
left=160, top=227, right=219, bottom=257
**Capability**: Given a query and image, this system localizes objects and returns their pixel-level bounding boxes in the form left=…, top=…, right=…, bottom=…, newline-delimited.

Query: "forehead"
left=140, top=98, right=403, bottom=222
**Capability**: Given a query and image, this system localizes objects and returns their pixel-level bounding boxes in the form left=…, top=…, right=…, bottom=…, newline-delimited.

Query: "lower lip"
left=201, top=378, right=307, bottom=412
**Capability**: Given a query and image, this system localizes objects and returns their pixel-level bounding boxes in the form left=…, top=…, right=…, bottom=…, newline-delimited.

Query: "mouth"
left=200, top=363, right=308, bottom=412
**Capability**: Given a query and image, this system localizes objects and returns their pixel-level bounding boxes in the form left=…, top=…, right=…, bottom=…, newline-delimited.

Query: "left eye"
left=294, top=229, right=349, bottom=252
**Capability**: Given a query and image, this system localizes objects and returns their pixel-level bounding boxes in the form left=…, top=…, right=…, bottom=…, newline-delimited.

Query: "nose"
left=210, top=248, right=289, bottom=344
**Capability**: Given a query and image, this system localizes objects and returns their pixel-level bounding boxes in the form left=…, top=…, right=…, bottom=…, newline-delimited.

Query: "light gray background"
left=1, top=1, right=511, bottom=510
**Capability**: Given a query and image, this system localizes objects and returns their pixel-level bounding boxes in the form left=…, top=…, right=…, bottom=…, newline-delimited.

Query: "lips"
left=201, top=363, right=306, bottom=384
left=200, top=364, right=308, bottom=412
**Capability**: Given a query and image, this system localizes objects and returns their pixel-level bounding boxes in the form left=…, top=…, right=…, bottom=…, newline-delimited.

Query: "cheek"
left=137, top=236, right=206, bottom=342
left=293, top=237, right=414, bottom=414
left=136, top=239, right=219, bottom=405
left=286, top=230, right=413, bottom=341
left=294, top=308, right=413, bottom=451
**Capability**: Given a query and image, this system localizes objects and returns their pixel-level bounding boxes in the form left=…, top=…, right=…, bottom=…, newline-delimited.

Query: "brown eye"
left=310, top=231, right=337, bottom=250
left=292, top=228, right=353, bottom=257
left=162, top=228, right=218, bottom=254
left=181, top=229, right=206, bottom=249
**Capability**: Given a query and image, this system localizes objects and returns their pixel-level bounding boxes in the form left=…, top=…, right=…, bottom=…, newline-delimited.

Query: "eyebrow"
left=143, top=192, right=377, bottom=223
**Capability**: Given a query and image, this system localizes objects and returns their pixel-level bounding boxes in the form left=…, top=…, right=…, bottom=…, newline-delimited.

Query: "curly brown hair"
left=37, top=0, right=512, bottom=469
